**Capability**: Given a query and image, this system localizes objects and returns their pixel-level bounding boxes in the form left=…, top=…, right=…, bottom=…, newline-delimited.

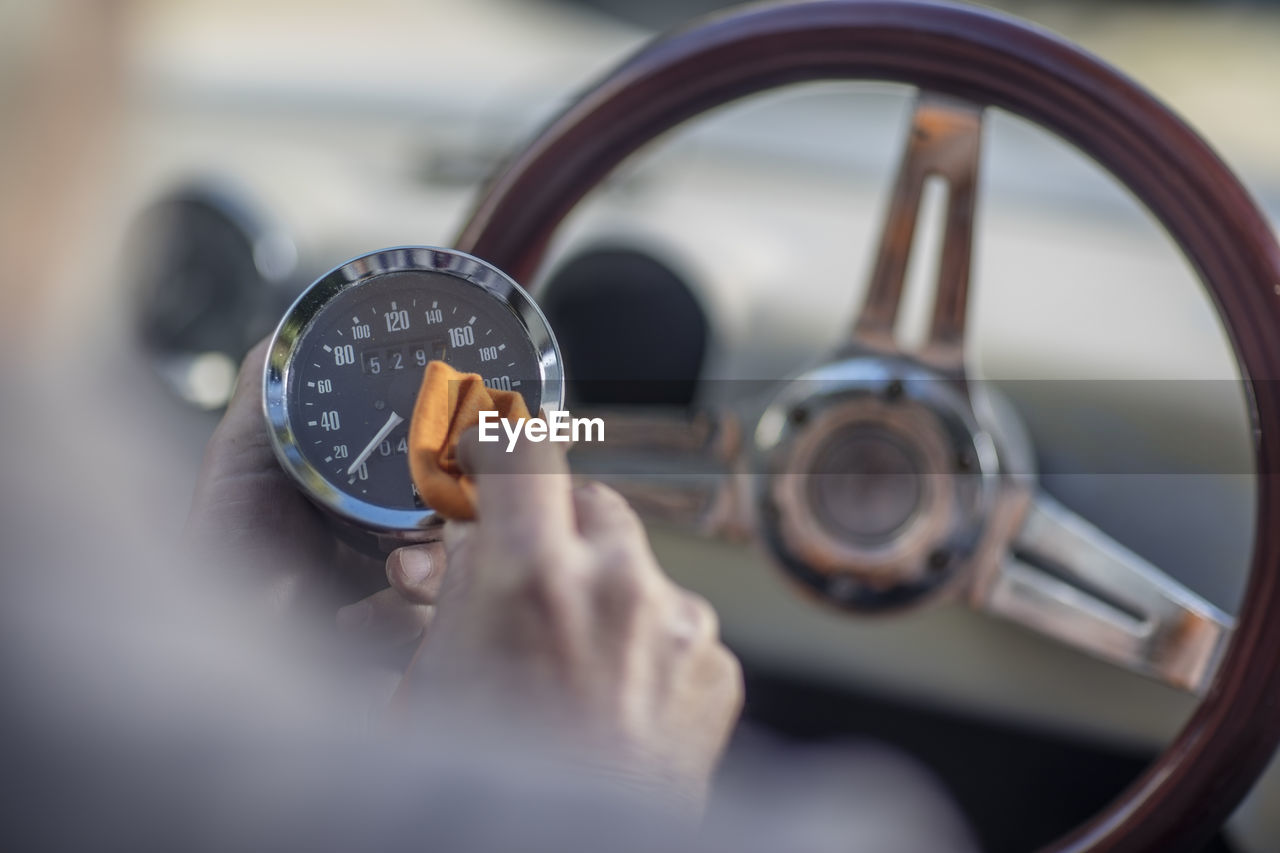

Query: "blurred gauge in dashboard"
left=540, top=246, right=710, bottom=408
left=127, top=181, right=299, bottom=409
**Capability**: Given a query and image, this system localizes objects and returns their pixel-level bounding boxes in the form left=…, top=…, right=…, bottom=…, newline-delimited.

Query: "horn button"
left=807, top=423, right=927, bottom=547
left=755, top=356, right=1000, bottom=611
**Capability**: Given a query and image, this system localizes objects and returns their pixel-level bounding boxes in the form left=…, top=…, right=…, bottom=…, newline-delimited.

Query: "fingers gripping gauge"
left=263, top=247, right=563, bottom=549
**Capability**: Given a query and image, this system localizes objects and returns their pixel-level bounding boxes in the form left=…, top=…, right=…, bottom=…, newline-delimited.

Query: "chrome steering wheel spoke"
left=566, top=408, right=748, bottom=538
left=852, top=91, right=983, bottom=377
left=972, top=492, right=1234, bottom=695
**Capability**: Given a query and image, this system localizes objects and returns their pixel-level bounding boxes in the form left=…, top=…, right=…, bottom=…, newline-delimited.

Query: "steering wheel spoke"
left=853, top=92, right=983, bottom=377
left=973, top=492, right=1234, bottom=694
left=566, top=408, right=747, bottom=538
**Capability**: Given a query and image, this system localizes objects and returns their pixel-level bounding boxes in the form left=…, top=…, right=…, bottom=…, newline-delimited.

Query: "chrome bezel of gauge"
left=263, top=246, right=565, bottom=534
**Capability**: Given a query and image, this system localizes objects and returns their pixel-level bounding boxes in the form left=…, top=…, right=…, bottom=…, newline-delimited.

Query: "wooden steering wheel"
left=452, top=2, right=1280, bottom=850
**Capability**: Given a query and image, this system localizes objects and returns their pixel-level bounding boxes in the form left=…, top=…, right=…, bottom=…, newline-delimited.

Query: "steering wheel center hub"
left=755, top=355, right=999, bottom=611
left=808, top=423, right=924, bottom=545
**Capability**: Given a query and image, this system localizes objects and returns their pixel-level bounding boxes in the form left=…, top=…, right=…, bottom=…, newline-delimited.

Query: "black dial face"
left=287, top=270, right=542, bottom=510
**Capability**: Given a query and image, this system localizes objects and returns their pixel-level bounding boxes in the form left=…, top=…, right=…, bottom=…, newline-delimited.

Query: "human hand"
left=397, top=430, right=744, bottom=812
left=187, top=338, right=385, bottom=616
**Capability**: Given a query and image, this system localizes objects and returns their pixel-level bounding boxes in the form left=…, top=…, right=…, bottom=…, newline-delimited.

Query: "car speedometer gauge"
left=264, top=247, right=563, bottom=549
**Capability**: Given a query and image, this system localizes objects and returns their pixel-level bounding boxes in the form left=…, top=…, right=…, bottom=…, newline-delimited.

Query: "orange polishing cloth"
left=407, top=360, right=530, bottom=520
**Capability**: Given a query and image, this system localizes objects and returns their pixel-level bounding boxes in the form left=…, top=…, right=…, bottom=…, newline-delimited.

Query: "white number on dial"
left=385, top=309, right=410, bottom=332
left=448, top=326, right=475, bottom=347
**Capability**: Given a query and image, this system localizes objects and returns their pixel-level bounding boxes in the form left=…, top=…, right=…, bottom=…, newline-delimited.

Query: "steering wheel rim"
left=452, top=2, right=1280, bottom=850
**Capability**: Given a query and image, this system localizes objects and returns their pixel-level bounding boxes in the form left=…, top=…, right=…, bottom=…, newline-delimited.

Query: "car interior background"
left=3, top=0, right=1279, bottom=850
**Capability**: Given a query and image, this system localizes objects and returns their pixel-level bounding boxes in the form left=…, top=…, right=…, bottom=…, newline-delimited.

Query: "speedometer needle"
left=347, top=411, right=405, bottom=475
